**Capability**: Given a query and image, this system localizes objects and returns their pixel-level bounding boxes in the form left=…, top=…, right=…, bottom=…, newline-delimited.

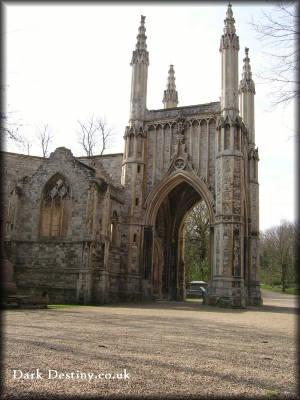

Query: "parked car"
left=186, top=281, right=208, bottom=299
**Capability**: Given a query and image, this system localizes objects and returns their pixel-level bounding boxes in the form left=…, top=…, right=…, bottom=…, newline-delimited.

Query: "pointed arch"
left=144, top=170, right=215, bottom=227
left=39, top=173, right=71, bottom=237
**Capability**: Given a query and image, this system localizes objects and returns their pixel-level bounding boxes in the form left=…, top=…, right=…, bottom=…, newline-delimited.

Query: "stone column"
left=239, top=47, right=262, bottom=306
left=129, top=15, right=149, bottom=123
left=208, top=4, right=246, bottom=308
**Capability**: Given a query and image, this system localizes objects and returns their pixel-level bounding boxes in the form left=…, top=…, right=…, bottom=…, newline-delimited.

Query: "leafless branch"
left=97, top=119, right=113, bottom=156
left=36, top=124, right=53, bottom=158
left=249, top=1, right=298, bottom=106
left=0, top=111, right=24, bottom=144
left=18, top=136, right=33, bottom=156
left=77, top=115, right=114, bottom=156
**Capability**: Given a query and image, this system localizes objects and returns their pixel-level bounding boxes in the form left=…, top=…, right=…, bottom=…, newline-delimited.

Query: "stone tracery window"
left=39, top=174, right=71, bottom=237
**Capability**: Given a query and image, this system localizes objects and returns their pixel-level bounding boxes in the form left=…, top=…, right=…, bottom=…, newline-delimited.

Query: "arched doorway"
left=182, top=201, right=210, bottom=287
left=143, top=173, right=214, bottom=301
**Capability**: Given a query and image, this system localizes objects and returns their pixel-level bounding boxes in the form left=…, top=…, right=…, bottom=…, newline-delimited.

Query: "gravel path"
left=1, top=290, right=299, bottom=399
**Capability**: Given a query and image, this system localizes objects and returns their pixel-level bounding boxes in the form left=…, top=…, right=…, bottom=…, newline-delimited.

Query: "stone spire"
left=223, top=2, right=236, bottom=35
left=239, top=47, right=256, bottom=144
left=220, top=2, right=240, bottom=118
left=129, top=15, right=149, bottom=124
left=239, top=47, right=255, bottom=94
left=131, top=15, right=149, bottom=63
left=163, top=65, right=178, bottom=108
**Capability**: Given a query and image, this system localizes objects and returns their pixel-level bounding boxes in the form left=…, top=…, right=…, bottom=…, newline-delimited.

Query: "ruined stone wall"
left=1, top=152, right=45, bottom=205
left=11, top=148, right=95, bottom=241
left=78, top=153, right=123, bottom=186
left=1, top=151, right=124, bottom=206
left=3, top=147, right=129, bottom=304
left=7, top=148, right=96, bottom=302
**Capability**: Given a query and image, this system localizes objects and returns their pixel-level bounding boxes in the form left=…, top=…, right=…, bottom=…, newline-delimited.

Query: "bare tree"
left=36, top=124, right=53, bottom=158
left=249, top=1, right=299, bottom=106
left=1, top=110, right=34, bottom=155
left=77, top=115, right=98, bottom=157
left=97, top=119, right=113, bottom=156
left=77, top=115, right=114, bottom=156
left=0, top=111, right=23, bottom=145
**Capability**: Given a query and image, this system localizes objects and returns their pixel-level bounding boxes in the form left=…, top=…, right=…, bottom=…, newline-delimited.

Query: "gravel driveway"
left=2, top=290, right=299, bottom=399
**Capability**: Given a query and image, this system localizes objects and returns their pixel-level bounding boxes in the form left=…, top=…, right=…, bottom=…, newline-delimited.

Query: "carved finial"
left=131, top=15, right=149, bottom=66
left=227, top=2, right=233, bottom=18
left=163, top=64, right=178, bottom=108
left=224, top=2, right=236, bottom=35
left=239, top=47, right=255, bottom=93
left=243, top=47, right=252, bottom=79
left=136, top=15, right=147, bottom=51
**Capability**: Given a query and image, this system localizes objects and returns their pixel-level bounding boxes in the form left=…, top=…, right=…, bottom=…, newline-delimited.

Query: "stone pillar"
left=207, top=4, right=246, bottom=308
left=129, top=15, right=149, bottom=123
left=239, top=47, right=262, bottom=306
left=247, top=147, right=262, bottom=305
left=121, top=15, right=150, bottom=300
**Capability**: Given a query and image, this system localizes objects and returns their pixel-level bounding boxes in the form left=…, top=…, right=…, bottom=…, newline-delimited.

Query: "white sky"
left=4, top=3, right=296, bottom=231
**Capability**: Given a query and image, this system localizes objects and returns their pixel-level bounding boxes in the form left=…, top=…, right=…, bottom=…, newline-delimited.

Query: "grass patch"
left=185, top=298, right=203, bottom=302
left=260, top=284, right=299, bottom=295
left=48, top=304, right=101, bottom=309
left=263, top=388, right=278, bottom=398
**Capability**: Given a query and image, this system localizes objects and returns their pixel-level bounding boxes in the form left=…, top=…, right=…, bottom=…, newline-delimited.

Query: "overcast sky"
left=4, top=2, right=296, bottom=231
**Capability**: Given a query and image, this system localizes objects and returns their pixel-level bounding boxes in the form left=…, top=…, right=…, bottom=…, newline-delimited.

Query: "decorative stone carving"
left=248, top=147, right=259, bottom=161
left=174, top=158, right=186, bottom=170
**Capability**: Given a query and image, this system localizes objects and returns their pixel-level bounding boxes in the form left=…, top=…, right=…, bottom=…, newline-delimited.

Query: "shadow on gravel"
left=7, top=300, right=299, bottom=315
left=248, top=304, right=299, bottom=315
left=117, top=302, right=299, bottom=315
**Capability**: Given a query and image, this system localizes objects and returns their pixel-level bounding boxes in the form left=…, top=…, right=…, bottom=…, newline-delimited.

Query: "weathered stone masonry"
left=3, top=5, right=262, bottom=307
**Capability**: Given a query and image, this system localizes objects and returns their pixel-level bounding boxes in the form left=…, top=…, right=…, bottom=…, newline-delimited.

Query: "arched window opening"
left=128, top=135, right=134, bottom=157
left=234, top=128, right=240, bottom=151
left=110, top=211, right=118, bottom=245
left=224, top=124, right=230, bottom=150
left=137, top=135, right=142, bottom=157
left=40, top=175, right=70, bottom=237
left=183, top=201, right=210, bottom=298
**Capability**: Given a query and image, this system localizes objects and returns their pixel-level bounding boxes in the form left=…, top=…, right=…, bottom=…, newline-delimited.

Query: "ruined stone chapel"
left=3, top=5, right=262, bottom=307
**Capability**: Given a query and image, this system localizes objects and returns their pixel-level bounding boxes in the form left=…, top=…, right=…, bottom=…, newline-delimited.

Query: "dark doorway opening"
left=151, top=181, right=211, bottom=301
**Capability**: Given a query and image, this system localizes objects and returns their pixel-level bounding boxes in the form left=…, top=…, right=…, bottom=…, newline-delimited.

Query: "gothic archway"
left=39, top=173, right=71, bottom=237
left=143, top=172, right=214, bottom=300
